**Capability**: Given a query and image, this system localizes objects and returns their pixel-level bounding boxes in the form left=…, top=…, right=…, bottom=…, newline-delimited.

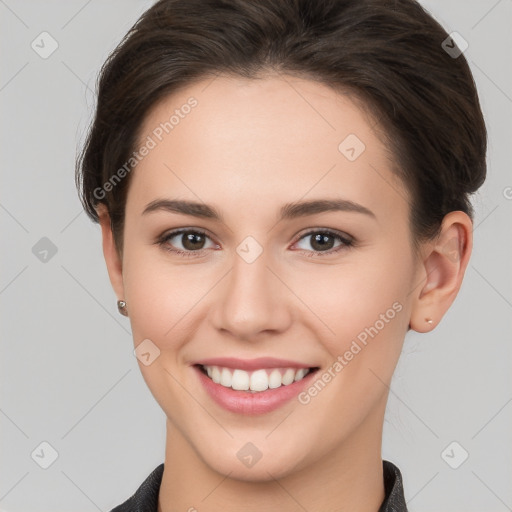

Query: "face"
left=113, top=74, right=422, bottom=480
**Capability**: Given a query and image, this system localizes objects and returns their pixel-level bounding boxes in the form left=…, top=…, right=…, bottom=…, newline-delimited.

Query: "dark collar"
left=110, top=459, right=408, bottom=511
left=379, top=460, right=408, bottom=512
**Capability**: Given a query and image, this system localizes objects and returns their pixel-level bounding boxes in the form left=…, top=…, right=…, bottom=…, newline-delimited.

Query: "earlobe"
left=409, top=211, right=473, bottom=333
left=96, top=204, right=125, bottom=304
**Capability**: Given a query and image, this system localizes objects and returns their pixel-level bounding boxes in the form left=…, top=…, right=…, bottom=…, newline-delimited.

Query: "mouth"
left=194, top=364, right=320, bottom=393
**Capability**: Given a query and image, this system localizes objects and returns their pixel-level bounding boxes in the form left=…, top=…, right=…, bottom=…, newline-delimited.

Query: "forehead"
left=128, top=74, right=409, bottom=225
left=139, top=73, right=380, bottom=158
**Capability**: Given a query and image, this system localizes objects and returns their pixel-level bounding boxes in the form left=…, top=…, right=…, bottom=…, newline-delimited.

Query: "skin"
left=97, top=73, right=472, bottom=512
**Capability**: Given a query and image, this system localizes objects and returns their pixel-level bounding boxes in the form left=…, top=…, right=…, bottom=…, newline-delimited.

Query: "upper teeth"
left=203, top=365, right=311, bottom=392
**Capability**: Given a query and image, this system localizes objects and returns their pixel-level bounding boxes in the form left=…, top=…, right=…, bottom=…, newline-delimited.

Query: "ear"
left=409, top=211, right=473, bottom=333
left=97, top=204, right=125, bottom=303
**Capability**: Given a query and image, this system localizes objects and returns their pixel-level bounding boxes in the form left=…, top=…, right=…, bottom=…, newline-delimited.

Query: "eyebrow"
left=142, top=198, right=376, bottom=221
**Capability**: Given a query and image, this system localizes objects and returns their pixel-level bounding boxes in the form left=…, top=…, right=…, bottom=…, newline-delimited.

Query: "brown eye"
left=180, top=232, right=207, bottom=250
left=294, top=229, right=354, bottom=257
left=309, top=233, right=336, bottom=251
left=158, top=229, right=217, bottom=256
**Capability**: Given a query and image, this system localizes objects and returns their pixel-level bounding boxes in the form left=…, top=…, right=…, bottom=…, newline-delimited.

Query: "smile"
left=193, top=359, right=320, bottom=415
left=198, top=364, right=315, bottom=393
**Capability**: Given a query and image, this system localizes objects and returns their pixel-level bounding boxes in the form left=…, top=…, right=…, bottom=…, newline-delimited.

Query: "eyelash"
left=155, top=228, right=355, bottom=258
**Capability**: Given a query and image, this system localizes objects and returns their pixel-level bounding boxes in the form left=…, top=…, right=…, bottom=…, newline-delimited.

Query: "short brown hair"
left=76, top=0, right=487, bottom=253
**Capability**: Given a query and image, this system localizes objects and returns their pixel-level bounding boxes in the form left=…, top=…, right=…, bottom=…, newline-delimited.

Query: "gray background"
left=1, top=1, right=511, bottom=510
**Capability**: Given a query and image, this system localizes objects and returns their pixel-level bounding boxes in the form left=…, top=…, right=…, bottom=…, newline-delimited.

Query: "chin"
left=197, top=438, right=306, bottom=482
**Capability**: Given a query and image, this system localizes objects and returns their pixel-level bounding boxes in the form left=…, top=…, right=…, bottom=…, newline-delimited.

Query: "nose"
left=210, top=246, right=293, bottom=342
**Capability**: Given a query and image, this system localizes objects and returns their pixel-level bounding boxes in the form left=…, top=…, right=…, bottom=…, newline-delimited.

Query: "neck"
left=158, top=404, right=386, bottom=512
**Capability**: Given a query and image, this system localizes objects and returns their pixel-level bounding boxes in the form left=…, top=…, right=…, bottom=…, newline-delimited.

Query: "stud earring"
left=425, top=318, right=433, bottom=324
left=117, top=300, right=128, bottom=316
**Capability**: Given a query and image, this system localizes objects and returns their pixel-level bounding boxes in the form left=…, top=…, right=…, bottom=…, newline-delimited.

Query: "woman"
left=76, top=0, right=487, bottom=510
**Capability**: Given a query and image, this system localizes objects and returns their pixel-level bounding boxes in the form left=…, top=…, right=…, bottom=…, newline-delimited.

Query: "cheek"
left=308, top=255, right=408, bottom=323
left=120, top=248, right=200, bottom=407
left=120, top=238, right=186, bottom=339
left=124, top=263, right=198, bottom=342
left=295, top=256, right=411, bottom=435
left=300, top=248, right=412, bottom=371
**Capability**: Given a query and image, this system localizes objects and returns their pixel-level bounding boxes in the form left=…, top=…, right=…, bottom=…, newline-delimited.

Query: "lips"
left=191, top=357, right=320, bottom=414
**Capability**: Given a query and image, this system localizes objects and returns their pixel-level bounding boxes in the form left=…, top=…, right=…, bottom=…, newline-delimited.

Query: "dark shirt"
left=110, top=459, right=408, bottom=511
